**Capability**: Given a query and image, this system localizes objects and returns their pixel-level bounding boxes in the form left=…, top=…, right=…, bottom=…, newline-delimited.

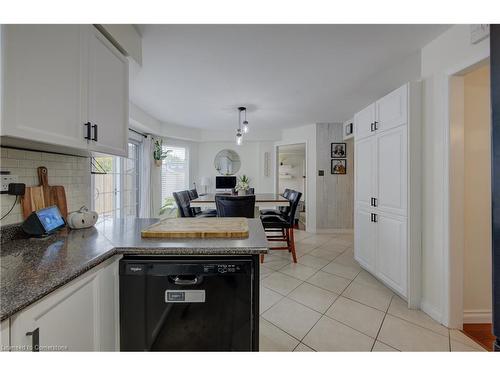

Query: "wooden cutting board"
left=141, top=217, right=250, bottom=239
left=21, top=166, right=68, bottom=220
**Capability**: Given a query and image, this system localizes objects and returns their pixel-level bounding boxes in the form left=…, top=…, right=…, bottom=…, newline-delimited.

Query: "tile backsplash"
left=0, top=147, right=91, bottom=226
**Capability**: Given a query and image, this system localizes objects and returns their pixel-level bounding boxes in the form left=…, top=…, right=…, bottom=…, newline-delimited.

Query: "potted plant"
left=235, top=175, right=250, bottom=195
left=153, top=139, right=171, bottom=167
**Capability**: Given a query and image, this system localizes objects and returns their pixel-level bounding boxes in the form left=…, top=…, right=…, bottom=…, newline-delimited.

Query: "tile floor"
left=258, top=229, right=488, bottom=352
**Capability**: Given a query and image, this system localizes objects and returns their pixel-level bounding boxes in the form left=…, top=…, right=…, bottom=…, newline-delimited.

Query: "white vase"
left=237, top=190, right=246, bottom=196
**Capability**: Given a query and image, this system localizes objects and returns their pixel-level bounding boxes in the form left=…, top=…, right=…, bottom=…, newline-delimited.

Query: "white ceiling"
left=130, top=25, right=449, bottom=131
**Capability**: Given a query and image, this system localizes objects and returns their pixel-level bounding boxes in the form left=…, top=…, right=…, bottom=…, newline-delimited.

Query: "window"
left=160, top=145, right=189, bottom=216
left=92, top=141, right=141, bottom=220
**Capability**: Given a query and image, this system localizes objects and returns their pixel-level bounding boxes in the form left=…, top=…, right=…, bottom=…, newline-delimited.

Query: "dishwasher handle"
left=171, top=275, right=200, bottom=286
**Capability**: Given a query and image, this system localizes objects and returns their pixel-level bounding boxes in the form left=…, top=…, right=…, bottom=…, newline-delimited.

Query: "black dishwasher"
left=119, top=256, right=258, bottom=351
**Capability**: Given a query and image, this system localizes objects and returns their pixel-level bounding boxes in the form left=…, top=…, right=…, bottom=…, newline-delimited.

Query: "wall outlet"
left=1, top=175, right=18, bottom=194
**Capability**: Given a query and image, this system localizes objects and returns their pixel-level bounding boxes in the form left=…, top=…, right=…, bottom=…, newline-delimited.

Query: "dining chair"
left=188, top=188, right=217, bottom=217
left=215, top=195, right=256, bottom=218
left=260, top=189, right=302, bottom=263
left=174, top=190, right=216, bottom=218
left=259, top=188, right=291, bottom=216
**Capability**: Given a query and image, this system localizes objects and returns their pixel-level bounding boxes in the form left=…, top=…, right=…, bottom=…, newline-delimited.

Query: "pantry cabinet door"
left=354, top=103, right=376, bottom=140
left=376, top=84, right=408, bottom=133
left=87, top=27, right=129, bottom=157
left=376, top=125, right=408, bottom=216
left=355, top=136, right=377, bottom=211
left=376, top=213, right=407, bottom=297
left=1, top=25, right=88, bottom=150
left=354, top=207, right=376, bottom=273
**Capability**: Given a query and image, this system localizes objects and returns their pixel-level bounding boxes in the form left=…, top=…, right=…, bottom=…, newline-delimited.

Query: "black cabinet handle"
left=83, top=122, right=91, bottom=140
left=373, top=213, right=378, bottom=223
left=92, top=124, right=98, bottom=141
left=374, top=121, right=379, bottom=131
left=370, top=122, right=374, bottom=132
left=26, top=328, right=39, bottom=352
left=372, top=198, right=377, bottom=207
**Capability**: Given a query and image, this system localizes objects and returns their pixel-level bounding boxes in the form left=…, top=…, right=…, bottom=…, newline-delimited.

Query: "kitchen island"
left=0, top=218, right=268, bottom=351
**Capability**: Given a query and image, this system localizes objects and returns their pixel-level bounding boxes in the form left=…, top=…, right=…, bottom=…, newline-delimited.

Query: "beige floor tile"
left=326, top=296, right=385, bottom=338
left=293, top=230, right=313, bottom=241
left=307, top=271, right=351, bottom=294
left=268, top=249, right=293, bottom=259
left=288, top=283, right=339, bottom=313
left=294, top=343, right=315, bottom=352
left=261, top=255, right=292, bottom=270
left=387, top=296, right=449, bottom=336
left=309, top=248, right=343, bottom=261
left=261, top=272, right=303, bottom=295
left=294, top=241, right=319, bottom=254
left=297, top=254, right=331, bottom=269
left=450, top=340, right=486, bottom=352
left=279, top=263, right=318, bottom=281
left=377, top=315, right=450, bottom=351
left=259, top=265, right=274, bottom=280
left=342, top=281, right=393, bottom=311
left=303, top=316, right=374, bottom=351
left=298, top=235, right=332, bottom=247
left=449, top=330, right=487, bottom=351
left=262, top=298, right=322, bottom=340
left=313, top=241, right=350, bottom=254
left=260, top=286, right=284, bottom=314
left=322, top=261, right=361, bottom=280
left=259, top=318, right=300, bottom=351
left=333, top=252, right=361, bottom=268
left=372, top=341, right=399, bottom=351
left=352, top=270, right=388, bottom=291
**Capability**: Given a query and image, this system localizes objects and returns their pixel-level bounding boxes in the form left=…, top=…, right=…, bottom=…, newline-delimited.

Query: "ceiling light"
left=236, top=106, right=249, bottom=142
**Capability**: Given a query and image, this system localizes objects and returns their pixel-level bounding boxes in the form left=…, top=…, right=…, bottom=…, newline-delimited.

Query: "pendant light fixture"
left=236, top=106, right=249, bottom=145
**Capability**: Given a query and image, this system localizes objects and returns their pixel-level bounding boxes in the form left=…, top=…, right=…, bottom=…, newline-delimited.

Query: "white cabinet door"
left=10, top=256, right=120, bottom=351
left=354, top=103, right=375, bottom=140
left=376, top=213, right=407, bottom=297
left=376, top=126, right=408, bottom=216
left=0, top=319, right=9, bottom=351
left=354, top=207, right=376, bottom=273
left=376, top=84, right=408, bottom=133
left=87, top=27, right=128, bottom=157
left=10, top=272, right=99, bottom=351
left=1, top=25, right=88, bottom=150
left=355, top=136, right=377, bottom=210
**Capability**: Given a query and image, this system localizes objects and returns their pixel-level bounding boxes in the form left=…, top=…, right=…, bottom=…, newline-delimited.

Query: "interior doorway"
left=277, top=143, right=306, bottom=229
left=449, top=60, right=494, bottom=349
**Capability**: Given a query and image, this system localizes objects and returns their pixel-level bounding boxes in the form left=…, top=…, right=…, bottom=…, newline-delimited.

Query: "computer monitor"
left=216, top=176, right=237, bottom=191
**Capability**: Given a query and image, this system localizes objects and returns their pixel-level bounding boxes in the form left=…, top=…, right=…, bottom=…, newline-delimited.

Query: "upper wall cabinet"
left=354, top=103, right=376, bottom=140
left=1, top=25, right=128, bottom=157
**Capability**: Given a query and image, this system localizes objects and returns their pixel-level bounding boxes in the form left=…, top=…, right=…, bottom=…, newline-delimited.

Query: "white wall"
left=463, top=64, right=492, bottom=323
left=195, top=141, right=275, bottom=194
left=279, top=124, right=317, bottom=232
left=420, top=25, right=490, bottom=325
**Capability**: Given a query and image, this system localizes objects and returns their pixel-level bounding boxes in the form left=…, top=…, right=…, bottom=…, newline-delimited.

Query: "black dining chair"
left=260, top=189, right=302, bottom=263
left=188, top=188, right=217, bottom=217
left=174, top=190, right=216, bottom=218
left=215, top=195, right=256, bottom=218
left=260, top=188, right=291, bottom=216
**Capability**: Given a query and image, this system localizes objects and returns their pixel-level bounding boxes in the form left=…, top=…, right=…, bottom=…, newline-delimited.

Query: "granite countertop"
left=0, top=218, right=268, bottom=321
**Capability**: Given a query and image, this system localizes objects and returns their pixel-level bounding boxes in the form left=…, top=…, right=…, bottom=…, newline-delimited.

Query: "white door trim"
left=444, top=52, right=490, bottom=328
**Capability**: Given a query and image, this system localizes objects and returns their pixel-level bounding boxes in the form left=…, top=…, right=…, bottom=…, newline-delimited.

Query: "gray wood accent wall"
left=316, top=123, right=354, bottom=229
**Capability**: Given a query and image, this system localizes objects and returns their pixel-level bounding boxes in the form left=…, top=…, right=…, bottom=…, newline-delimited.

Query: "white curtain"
left=139, top=135, right=153, bottom=218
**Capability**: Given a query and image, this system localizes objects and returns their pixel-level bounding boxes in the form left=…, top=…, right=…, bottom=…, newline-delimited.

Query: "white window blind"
left=161, top=146, right=189, bottom=205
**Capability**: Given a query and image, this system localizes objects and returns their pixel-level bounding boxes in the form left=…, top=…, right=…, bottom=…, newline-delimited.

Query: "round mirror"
left=214, top=149, right=241, bottom=175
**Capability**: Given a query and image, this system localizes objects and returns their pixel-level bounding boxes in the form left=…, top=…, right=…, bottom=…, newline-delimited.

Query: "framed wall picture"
left=331, top=159, right=347, bottom=174
left=331, top=142, right=346, bottom=158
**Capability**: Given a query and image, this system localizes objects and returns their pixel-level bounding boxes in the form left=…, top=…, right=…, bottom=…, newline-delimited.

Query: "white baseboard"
left=420, top=299, right=443, bottom=324
left=463, top=310, right=492, bottom=324
left=315, top=228, right=354, bottom=234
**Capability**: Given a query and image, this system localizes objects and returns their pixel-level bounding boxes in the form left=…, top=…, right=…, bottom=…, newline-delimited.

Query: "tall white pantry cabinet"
left=354, top=82, right=421, bottom=305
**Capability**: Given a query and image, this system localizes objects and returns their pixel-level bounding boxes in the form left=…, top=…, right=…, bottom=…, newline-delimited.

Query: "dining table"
left=190, top=193, right=289, bottom=218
